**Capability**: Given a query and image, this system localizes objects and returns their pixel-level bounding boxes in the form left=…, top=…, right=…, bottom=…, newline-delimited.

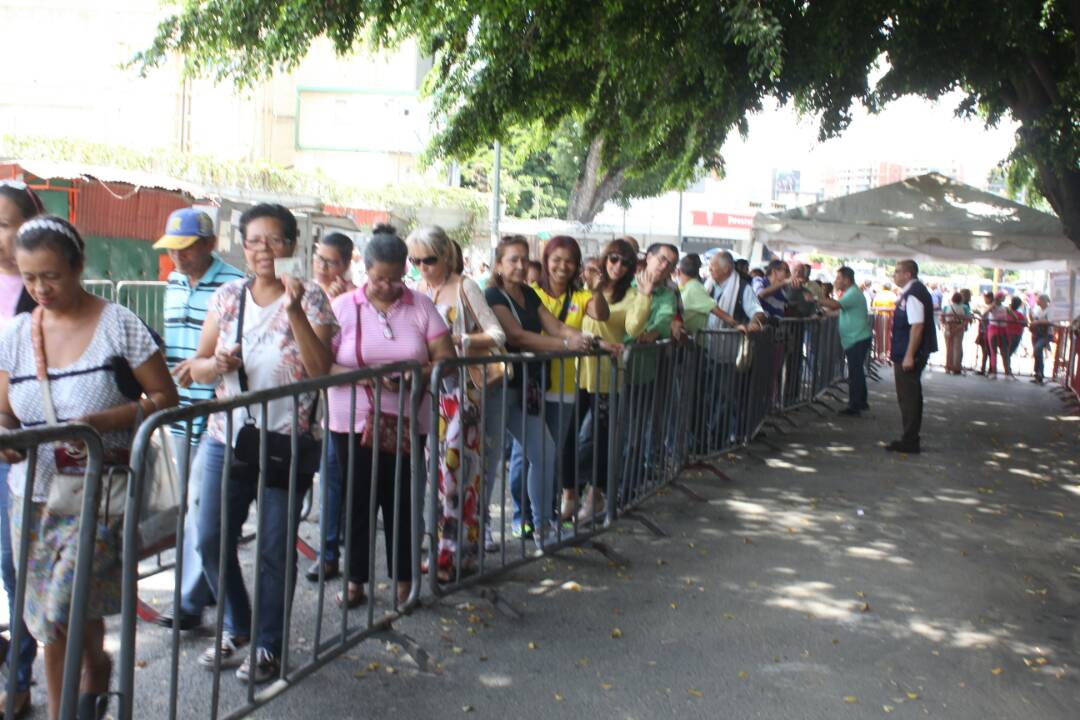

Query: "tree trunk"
left=1034, top=162, right=1080, bottom=254
left=566, top=135, right=626, bottom=224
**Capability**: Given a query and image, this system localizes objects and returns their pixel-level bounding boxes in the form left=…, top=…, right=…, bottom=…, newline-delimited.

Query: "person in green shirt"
left=677, top=254, right=713, bottom=336
left=819, top=266, right=872, bottom=416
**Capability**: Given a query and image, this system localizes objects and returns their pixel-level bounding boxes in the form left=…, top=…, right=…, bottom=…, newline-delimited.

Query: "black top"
left=485, top=284, right=545, bottom=390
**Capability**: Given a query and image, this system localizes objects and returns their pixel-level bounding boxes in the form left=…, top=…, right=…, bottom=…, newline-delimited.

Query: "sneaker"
left=484, top=525, right=499, bottom=551
left=236, top=647, right=279, bottom=685
left=197, top=633, right=249, bottom=669
left=304, top=560, right=340, bottom=583
left=510, top=522, right=534, bottom=540
left=155, top=607, right=202, bottom=631
left=884, top=440, right=920, bottom=454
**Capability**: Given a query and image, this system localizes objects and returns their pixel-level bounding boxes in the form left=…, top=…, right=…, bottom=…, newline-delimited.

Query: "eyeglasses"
left=314, top=254, right=342, bottom=268
left=409, top=255, right=439, bottom=266
left=607, top=254, right=634, bottom=269
left=242, top=235, right=291, bottom=251
left=375, top=309, right=394, bottom=339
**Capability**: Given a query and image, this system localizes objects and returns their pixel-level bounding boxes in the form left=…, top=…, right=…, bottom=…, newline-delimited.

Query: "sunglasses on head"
left=607, top=253, right=635, bottom=269
left=409, top=255, right=439, bottom=266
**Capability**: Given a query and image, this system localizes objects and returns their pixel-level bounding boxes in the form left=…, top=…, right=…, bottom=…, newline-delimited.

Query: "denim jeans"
left=196, top=438, right=308, bottom=654
left=0, top=463, right=35, bottom=692
left=483, top=385, right=557, bottom=531
left=507, top=439, right=530, bottom=527
left=177, top=438, right=212, bottom=617
left=507, top=400, right=576, bottom=523
left=317, top=440, right=343, bottom=565
left=844, top=338, right=872, bottom=410
left=1033, top=334, right=1050, bottom=379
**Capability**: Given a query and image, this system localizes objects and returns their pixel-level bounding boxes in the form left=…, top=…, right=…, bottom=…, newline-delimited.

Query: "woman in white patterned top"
left=0, top=216, right=177, bottom=720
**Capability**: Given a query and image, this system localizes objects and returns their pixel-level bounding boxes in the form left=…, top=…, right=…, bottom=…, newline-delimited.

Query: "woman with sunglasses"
left=405, top=226, right=505, bottom=581
left=327, top=225, right=455, bottom=606
left=188, top=203, right=336, bottom=684
left=522, top=236, right=608, bottom=523
left=483, top=236, right=605, bottom=552
left=0, top=180, right=42, bottom=717
left=576, top=240, right=657, bottom=520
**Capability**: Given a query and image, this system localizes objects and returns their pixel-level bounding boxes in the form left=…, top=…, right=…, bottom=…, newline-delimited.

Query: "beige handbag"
left=459, top=282, right=513, bottom=389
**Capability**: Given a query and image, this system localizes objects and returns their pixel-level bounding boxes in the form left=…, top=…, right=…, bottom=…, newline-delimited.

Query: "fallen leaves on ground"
left=844, top=696, right=858, bottom=704
left=611, top=628, right=623, bottom=639
left=688, top=689, right=704, bottom=698
left=991, top=667, right=1004, bottom=675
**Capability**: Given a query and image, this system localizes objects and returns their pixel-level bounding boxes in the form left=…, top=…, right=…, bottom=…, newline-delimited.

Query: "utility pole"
left=676, top=189, right=684, bottom=250
left=490, top=141, right=502, bottom=264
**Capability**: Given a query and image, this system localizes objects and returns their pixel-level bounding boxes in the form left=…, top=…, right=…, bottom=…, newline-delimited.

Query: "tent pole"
left=1070, top=270, right=1077, bottom=321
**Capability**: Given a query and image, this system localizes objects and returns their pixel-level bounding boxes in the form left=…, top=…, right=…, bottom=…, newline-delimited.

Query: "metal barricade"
left=116, top=281, right=168, bottom=336
left=423, top=348, right=619, bottom=595
left=82, top=278, right=115, bottom=301
left=118, top=362, right=423, bottom=720
left=0, top=424, right=106, bottom=720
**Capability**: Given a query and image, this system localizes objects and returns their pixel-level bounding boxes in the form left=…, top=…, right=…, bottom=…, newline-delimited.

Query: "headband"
left=0, top=179, right=44, bottom=214
left=16, top=217, right=85, bottom=253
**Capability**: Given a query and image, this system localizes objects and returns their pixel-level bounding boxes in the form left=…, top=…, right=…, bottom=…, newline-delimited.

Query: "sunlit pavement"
left=20, top=367, right=1075, bottom=718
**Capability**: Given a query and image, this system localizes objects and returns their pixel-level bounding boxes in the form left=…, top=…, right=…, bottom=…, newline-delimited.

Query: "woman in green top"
left=577, top=240, right=657, bottom=521
left=527, top=236, right=608, bottom=521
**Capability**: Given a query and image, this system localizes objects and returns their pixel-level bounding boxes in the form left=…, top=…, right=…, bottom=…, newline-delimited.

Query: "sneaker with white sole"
left=236, top=647, right=279, bottom=684
left=197, top=632, right=249, bottom=669
left=483, top=525, right=499, bottom=552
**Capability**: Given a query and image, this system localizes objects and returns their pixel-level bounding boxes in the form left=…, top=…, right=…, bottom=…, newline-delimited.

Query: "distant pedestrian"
left=1029, top=294, right=1052, bottom=384
left=819, top=267, right=872, bottom=416
left=885, top=259, right=937, bottom=454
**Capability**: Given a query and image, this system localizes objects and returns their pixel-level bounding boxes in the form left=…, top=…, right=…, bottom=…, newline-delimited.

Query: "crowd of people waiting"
left=0, top=177, right=1056, bottom=718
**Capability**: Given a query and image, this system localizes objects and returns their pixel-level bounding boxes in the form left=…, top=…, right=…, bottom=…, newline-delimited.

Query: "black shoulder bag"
left=231, top=282, right=321, bottom=490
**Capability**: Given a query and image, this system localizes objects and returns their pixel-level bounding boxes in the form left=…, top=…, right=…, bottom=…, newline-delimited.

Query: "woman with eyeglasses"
left=483, top=236, right=603, bottom=552
left=327, top=224, right=455, bottom=606
left=405, top=226, right=505, bottom=581
left=0, top=180, right=42, bottom=717
left=187, top=203, right=336, bottom=684
left=305, top=231, right=356, bottom=583
left=576, top=240, right=656, bottom=520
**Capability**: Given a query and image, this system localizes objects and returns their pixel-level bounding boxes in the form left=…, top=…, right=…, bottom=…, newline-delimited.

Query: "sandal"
left=396, top=582, right=413, bottom=604
left=336, top=583, right=367, bottom=608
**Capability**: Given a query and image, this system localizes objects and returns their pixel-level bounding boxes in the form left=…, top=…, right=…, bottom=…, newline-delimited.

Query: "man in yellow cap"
left=153, top=208, right=244, bottom=631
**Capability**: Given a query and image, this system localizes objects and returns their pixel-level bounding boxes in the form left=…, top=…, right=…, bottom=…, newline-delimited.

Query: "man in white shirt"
left=1028, top=294, right=1052, bottom=383
left=886, top=260, right=937, bottom=453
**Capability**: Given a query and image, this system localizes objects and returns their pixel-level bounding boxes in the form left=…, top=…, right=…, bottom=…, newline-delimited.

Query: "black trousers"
left=330, top=433, right=416, bottom=585
left=893, top=362, right=926, bottom=445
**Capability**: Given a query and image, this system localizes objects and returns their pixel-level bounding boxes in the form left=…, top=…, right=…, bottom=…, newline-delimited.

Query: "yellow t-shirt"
left=581, top=287, right=652, bottom=395
left=532, top=284, right=593, bottom=399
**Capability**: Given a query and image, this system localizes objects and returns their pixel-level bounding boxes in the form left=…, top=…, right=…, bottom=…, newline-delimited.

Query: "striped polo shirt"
left=163, top=255, right=245, bottom=440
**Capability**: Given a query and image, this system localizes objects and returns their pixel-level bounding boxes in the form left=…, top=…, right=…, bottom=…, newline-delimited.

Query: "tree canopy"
left=137, top=1, right=1080, bottom=248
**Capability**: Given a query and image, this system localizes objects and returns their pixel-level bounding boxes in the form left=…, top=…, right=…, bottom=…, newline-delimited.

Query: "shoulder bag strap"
left=30, top=307, right=59, bottom=426
left=235, top=280, right=250, bottom=393
left=498, top=288, right=524, bottom=327
left=558, top=289, right=573, bottom=323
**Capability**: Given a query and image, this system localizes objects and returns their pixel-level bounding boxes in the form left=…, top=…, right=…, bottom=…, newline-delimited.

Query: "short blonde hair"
left=405, top=225, right=454, bottom=268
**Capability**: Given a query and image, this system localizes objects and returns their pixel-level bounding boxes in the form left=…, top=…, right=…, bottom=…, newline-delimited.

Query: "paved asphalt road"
left=8, top=367, right=1080, bottom=719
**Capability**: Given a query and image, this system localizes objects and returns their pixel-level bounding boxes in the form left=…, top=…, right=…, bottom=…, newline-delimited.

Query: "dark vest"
left=711, top=276, right=750, bottom=324
left=891, top=280, right=938, bottom=363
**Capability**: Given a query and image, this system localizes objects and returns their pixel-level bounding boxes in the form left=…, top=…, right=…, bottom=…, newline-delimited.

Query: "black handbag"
left=231, top=281, right=320, bottom=490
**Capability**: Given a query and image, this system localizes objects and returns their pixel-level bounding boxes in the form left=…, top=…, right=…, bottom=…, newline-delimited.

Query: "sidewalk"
left=252, top=367, right=1080, bottom=718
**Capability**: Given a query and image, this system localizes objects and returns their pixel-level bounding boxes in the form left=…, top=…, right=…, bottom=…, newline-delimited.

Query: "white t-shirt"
left=0, top=303, right=159, bottom=501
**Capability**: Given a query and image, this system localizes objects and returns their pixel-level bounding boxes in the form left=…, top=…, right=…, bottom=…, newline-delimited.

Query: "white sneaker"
left=484, top=525, right=498, bottom=552
left=236, top=647, right=279, bottom=685
left=198, top=632, right=249, bottom=669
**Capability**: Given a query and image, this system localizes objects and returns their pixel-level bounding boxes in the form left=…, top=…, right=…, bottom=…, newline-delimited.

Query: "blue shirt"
left=163, top=255, right=245, bottom=440
left=752, top=276, right=787, bottom=318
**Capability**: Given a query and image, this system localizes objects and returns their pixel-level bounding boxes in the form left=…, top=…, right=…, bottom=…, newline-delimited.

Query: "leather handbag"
left=355, top=301, right=412, bottom=455
left=230, top=282, right=320, bottom=489
left=458, top=281, right=512, bottom=389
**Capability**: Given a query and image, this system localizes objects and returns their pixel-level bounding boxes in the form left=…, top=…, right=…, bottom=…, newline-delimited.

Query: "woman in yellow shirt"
left=522, top=236, right=609, bottom=522
left=577, top=239, right=657, bottom=520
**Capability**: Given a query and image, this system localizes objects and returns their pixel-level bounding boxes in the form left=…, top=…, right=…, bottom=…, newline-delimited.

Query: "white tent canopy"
left=751, top=173, right=1080, bottom=271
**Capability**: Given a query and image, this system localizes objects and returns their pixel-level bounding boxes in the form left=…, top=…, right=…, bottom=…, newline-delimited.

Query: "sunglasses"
left=409, top=255, right=439, bottom=266
left=607, top=253, right=635, bottom=269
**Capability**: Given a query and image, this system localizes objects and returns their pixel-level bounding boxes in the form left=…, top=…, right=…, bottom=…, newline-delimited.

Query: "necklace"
left=426, top=278, right=449, bottom=305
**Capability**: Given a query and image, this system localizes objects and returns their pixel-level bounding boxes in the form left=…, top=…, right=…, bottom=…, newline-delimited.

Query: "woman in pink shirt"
left=328, top=225, right=455, bottom=608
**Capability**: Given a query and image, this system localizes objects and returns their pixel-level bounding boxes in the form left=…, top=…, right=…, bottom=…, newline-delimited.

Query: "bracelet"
left=563, top=337, right=569, bottom=350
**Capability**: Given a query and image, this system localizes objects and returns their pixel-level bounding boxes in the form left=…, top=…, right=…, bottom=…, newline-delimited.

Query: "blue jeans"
left=484, top=386, right=556, bottom=532
left=1033, top=334, right=1050, bottom=379
left=844, top=338, right=872, bottom=410
left=196, top=438, right=308, bottom=654
left=0, top=463, right=35, bottom=693
left=507, top=400, right=577, bottom=523
left=318, top=440, right=343, bottom=565
left=177, top=438, right=212, bottom=616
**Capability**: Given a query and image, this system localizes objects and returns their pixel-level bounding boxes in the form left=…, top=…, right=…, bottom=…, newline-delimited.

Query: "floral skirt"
left=435, top=389, right=482, bottom=571
left=9, top=498, right=123, bottom=643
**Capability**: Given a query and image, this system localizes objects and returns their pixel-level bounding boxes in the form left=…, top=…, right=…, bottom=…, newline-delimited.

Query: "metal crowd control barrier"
left=82, top=278, right=116, bottom=301
left=689, top=328, right=778, bottom=457
left=423, top=348, right=619, bottom=595
left=118, top=362, right=423, bottom=720
left=117, top=281, right=168, bottom=336
left=0, top=424, right=105, bottom=720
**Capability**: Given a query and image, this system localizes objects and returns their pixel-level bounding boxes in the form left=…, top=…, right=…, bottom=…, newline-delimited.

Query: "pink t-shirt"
left=328, top=285, right=449, bottom=435
left=0, top=274, right=24, bottom=327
